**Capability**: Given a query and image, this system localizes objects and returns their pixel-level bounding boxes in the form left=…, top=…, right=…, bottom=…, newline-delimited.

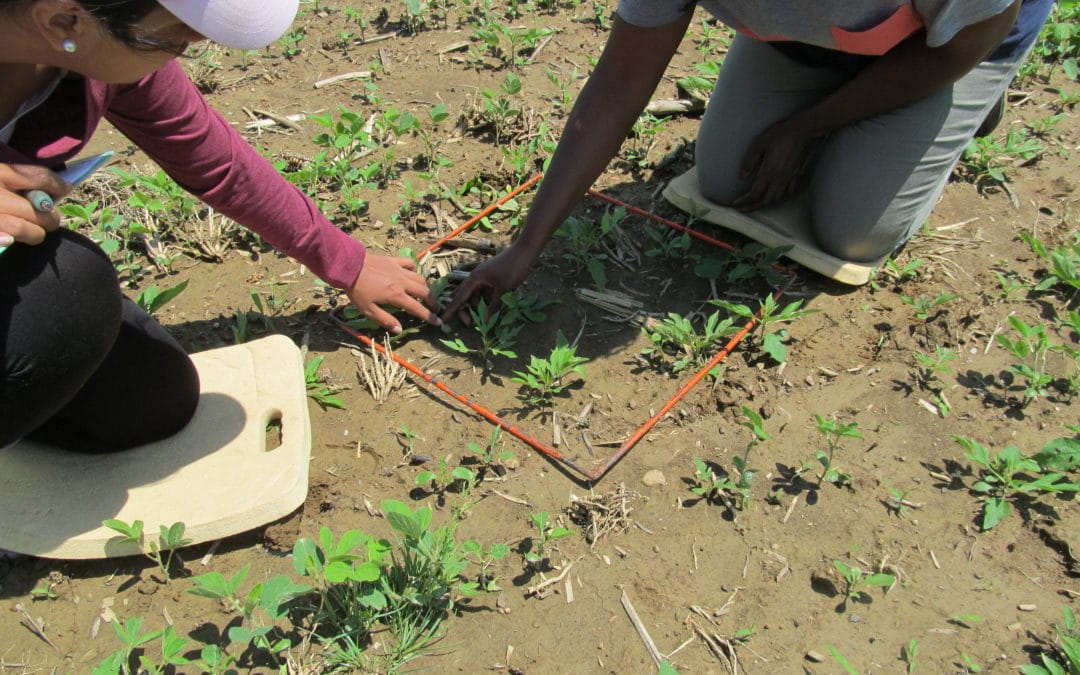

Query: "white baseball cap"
left=158, top=0, right=300, bottom=50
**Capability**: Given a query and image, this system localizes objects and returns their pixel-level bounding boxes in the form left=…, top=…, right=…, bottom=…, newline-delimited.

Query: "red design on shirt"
left=830, top=4, right=925, bottom=55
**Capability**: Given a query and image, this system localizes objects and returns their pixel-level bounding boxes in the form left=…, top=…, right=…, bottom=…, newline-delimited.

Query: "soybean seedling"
left=188, top=564, right=308, bottom=666
left=462, top=540, right=511, bottom=592
left=511, top=331, right=588, bottom=405
left=523, top=511, right=573, bottom=571
left=956, top=435, right=1079, bottom=530
left=833, top=559, right=896, bottom=608
left=103, top=519, right=191, bottom=581
left=135, top=280, right=188, bottom=316
left=809, top=415, right=862, bottom=489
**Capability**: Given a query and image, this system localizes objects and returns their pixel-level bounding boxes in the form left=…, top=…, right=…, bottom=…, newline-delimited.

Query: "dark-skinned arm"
left=735, top=1, right=1022, bottom=210
left=442, top=13, right=693, bottom=321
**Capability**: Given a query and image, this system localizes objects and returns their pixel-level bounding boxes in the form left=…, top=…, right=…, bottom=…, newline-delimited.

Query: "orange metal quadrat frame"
left=333, top=174, right=794, bottom=483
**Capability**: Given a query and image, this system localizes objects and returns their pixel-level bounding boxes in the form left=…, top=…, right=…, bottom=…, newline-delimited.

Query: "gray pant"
left=695, top=35, right=1029, bottom=262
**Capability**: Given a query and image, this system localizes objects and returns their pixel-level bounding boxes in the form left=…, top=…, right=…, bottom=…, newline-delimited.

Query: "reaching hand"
left=347, top=254, right=441, bottom=334
left=0, top=163, right=71, bottom=247
left=732, top=116, right=817, bottom=212
left=441, top=245, right=535, bottom=325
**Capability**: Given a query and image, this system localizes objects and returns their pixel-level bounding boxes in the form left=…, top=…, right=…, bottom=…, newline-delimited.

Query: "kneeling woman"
left=0, top=0, right=441, bottom=451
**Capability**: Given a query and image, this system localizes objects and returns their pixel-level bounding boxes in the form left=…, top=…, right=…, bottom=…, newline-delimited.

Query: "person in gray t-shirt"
left=444, top=0, right=1051, bottom=315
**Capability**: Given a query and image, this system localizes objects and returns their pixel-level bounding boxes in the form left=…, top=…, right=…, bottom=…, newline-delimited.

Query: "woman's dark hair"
left=5, top=0, right=187, bottom=54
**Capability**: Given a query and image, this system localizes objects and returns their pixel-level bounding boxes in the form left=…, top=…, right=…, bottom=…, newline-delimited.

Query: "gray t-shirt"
left=617, top=0, right=1016, bottom=54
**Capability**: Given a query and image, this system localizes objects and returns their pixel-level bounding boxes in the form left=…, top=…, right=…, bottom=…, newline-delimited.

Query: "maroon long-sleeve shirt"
left=0, top=60, right=365, bottom=289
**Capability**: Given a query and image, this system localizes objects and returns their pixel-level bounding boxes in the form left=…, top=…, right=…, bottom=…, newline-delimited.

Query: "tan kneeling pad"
left=663, top=168, right=886, bottom=286
left=0, top=334, right=311, bottom=559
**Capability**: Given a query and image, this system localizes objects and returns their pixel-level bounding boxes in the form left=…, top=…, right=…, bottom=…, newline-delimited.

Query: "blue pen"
left=1, top=151, right=114, bottom=256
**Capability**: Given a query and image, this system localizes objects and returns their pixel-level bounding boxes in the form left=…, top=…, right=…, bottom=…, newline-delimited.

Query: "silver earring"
left=62, top=39, right=77, bottom=53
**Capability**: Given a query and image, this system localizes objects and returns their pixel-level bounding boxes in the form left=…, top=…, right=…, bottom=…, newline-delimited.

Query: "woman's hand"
left=0, top=163, right=71, bottom=246
left=732, top=116, right=818, bottom=212
left=440, top=244, right=535, bottom=325
left=347, top=254, right=441, bottom=334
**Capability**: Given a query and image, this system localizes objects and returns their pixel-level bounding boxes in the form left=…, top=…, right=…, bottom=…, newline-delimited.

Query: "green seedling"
left=1021, top=604, right=1079, bottom=675
left=1021, top=230, right=1080, bottom=299
left=462, top=540, right=510, bottom=591
left=102, top=519, right=191, bottom=582
left=690, top=457, right=740, bottom=513
left=914, top=346, right=957, bottom=416
left=712, top=295, right=819, bottom=364
left=995, top=269, right=1027, bottom=301
left=441, top=298, right=520, bottom=368
left=960, top=127, right=1043, bottom=190
left=398, top=424, right=420, bottom=462
left=1028, top=112, right=1067, bottom=137
left=676, top=58, right=722, bottom=100
left=643, top=222, right=693, bottom=260
left=554, top=206, right=624, bottom=290
left=808, top=415, right=861, bottom=489
left=949, top=613, right=984, bottom=628
left=304, top=356, right=346, bottom=410
left=885, top=485, right=919, bottom=517
left=957, top=435, right=1079, bottom=530
left=833, top=559, right=896, bottom=605
left=134, top=280, right=188, bottom=316
left=93, top=618, right=194, bottom=675
left=622, top=113, right=669, bottom=170
left=231, top=309, right=249, bottom=344
left=899, top=292, right=961, bottom=322
left=468, top=426, right=514, bottom=474
left=904, top=638, right=919, bottom=674
left=732, top=406, right=767, bottom=504
left=30, top=585, right=58, bottom=600
left=523, top=511, right=573, bottom=571
left=416, top=455, right=477, bottom=501
left=641, top=310, right=738, bottom=374
left=828, top=645, right=861, bottom=675
left=289, top=511, right=478, bottom=673
left=693, top=241, right=792, bottom=289
left=475, top=72, right=523, bottom=144
left=958, top=653, right=983, bottom=673
left=690, top=409, right=767, bottom=514
left=914, top=346, right=956, bottom=389
left=499, top=288, right=556, bottom=325
left=189, top=564, right=309, bottom=667
left=872, top=257, right=925, bottom=289
left=995, top=316, right=1054, bottom=406
left=511, top=331, right=588, bottom=404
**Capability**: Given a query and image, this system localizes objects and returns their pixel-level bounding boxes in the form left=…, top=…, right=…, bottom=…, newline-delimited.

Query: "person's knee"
left=809, top=196, right=914, bottom=262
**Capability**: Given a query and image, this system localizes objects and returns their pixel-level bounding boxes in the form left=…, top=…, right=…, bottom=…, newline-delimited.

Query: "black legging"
left=1, top=229, right=199, bottom=452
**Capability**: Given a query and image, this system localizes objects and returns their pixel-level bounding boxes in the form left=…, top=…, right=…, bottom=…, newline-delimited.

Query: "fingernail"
left=390, top=325, right=402, bottom=335
left=0, top=234, right=13, bottom=246
left=433, top=316, right=443, bottom=326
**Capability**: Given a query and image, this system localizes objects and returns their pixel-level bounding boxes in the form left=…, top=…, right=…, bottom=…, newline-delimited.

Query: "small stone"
left=642, top=470, right=667, bottom=486
left=848, top=613, right=863, bottom=623
left=806, top=650, right=827, bottom=663
left=1018, top=604, right=1037, bottom=612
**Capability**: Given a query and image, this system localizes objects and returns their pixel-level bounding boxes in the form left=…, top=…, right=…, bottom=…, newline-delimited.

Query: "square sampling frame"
left=334, top=174, right=795, bottom=483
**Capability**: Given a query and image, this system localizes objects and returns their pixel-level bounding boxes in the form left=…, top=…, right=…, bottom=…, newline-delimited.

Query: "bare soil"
left=2, top=2, right=1078, bottom=673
